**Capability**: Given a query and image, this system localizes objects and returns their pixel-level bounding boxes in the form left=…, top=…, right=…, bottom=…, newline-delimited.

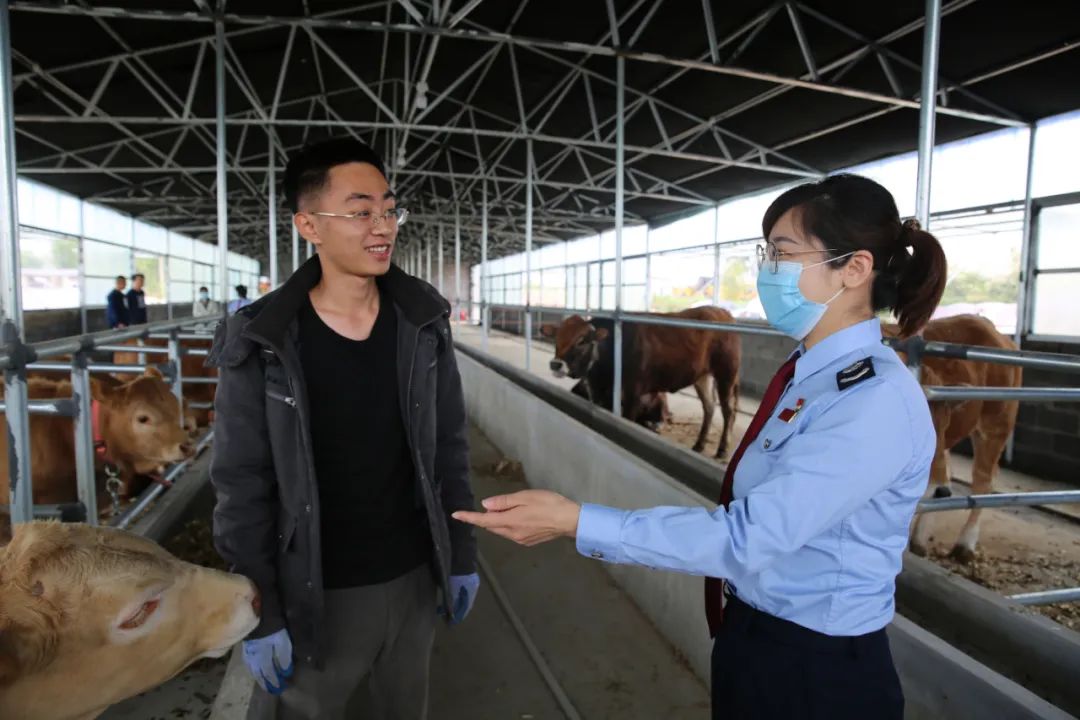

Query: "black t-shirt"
left=297, top=289, right=431, bottom=589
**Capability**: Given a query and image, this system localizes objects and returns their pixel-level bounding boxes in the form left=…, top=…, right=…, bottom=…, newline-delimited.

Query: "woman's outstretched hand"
left=453, top=490, right=582, bottom=546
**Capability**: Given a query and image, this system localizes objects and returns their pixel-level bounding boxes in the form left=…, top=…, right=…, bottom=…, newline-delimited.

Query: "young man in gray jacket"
left=208, top=137, right=479, bottom=720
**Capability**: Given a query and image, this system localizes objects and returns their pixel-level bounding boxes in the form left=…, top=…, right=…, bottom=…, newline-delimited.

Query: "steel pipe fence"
left=0, top=315, right=221, bottom=525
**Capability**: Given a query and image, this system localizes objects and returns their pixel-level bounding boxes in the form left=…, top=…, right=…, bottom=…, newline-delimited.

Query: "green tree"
left=719, top=257, right=755, bottom=303
left=939, top=271, right=1018, bottom=306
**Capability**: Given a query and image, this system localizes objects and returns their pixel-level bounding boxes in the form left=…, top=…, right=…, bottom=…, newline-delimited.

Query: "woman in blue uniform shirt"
left=455, top=174, right=948, bottom=719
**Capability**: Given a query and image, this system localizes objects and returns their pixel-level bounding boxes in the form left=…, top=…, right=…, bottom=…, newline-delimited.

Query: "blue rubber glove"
left=242, top=628, right=294, bottom=695
left=448, top=573, right=480, bottom=625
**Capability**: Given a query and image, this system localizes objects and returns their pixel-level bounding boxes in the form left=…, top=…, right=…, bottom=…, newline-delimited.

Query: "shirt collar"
left=793, top=318, right=883, bottom=386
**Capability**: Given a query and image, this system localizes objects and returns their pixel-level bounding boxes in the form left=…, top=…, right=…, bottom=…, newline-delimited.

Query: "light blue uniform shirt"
left=576, top=319, right=935, bottom=636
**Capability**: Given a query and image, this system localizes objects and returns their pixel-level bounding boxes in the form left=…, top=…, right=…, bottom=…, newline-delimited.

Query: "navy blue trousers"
left=711, top=594, right=904, bottom=720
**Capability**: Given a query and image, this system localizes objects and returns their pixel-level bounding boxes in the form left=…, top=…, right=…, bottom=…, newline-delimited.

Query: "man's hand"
left=447, top=573, right=480, bottom=625
left=453, top=490, right=581, bottom=547
left=242, top=628, right=293, bottom=695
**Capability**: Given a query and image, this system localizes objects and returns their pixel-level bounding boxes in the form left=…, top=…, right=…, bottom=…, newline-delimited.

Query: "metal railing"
left=480, top=301, right=1080, bottom=606
left=2, top=313, right=224, bottom=525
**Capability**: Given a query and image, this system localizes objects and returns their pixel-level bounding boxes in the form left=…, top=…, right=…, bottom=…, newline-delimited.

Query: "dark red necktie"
left=705, top=355, right=799, bottom=637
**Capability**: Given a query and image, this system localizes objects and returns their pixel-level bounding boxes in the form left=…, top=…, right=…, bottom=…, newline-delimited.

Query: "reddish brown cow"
left=888, top=315, right=1022, bottom=561
left=543, top=307, right=741, bottom=457
left=0, top=370, right=192, bottom=517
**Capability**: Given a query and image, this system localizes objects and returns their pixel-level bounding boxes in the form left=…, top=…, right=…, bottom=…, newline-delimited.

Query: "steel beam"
left=0, top=1, right=32, bottom=523
left=482, top=177, right=489, bottom=350
left=915, top=0, right=942, bottom=228
left=612, top=56, right=625, bottom=419
left=216, top=18, right=229, bottom=306
left=524, top=139, right=533, bottom=370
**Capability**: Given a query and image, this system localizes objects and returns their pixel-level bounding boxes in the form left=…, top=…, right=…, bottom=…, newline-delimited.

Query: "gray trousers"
left=251, top=563, right=437, bottom=720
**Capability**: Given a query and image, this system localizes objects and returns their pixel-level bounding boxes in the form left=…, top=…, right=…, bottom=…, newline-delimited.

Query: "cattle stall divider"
left=481, top=300, right=1080, bottom=606
left=0, top=315, right=223, bottom=526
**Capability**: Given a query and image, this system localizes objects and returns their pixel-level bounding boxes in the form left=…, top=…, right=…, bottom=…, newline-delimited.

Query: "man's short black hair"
left=198, top=286, right=209, bottom=293
left=131, top=273, right=145, bottom=282
left=115, top=275, right=126, bottom=282
left=283, top=137, right=388, bottom=213
left=235, top=285, right=248, bottom=298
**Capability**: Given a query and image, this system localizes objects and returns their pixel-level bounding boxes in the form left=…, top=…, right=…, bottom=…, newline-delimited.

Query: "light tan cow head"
left=0, top=522, right=259, bottom=720
left=93, top=369, right=193, bottom=477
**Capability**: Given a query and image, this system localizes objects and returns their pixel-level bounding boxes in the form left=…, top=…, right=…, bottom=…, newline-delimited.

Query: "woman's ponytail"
left=893, top=218, right=948, bottom=337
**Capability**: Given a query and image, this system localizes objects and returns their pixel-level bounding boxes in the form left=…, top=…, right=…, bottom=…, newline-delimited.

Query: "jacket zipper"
left=266, top=388, right=296, bottom=407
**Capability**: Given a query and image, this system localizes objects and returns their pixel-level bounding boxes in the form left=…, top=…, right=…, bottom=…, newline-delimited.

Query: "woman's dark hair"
left=283, top=137, right=388, bottom=213
left=762, top=173, right=947, bottom=337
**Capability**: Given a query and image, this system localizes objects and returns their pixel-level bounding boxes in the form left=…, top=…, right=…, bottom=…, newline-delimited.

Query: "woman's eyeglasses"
left=756, top=242, right=840, bottom=273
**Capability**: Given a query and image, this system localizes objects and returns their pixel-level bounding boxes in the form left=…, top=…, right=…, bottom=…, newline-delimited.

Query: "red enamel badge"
left=777, top=398, right=804, bottom=423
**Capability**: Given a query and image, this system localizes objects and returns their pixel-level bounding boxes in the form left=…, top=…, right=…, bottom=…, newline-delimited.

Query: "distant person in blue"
left=126, top=272, right=148, bottom=325
left=455, top=174, right=949, bottom=720
left=106, top=275, right=129, bottom=328
left=227, top=284, right=253, bottom=315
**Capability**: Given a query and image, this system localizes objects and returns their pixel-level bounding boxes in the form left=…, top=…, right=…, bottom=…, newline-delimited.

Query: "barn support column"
left=438, top=223, right=445, bottom=295
left=1008, top=123, right=1038, bottom=464
left=454, top=204, right=462, bottom=323
left=1, top=1, right=32, bottom=523
left=711, top=205, right=721, bottom=306
left=215, top=17, right=229, bottom=312
left=915, top=0, right=942, bottom=229
left=1016, top=124, right=1037, bottom=348
left=425, top=233, right=432, bottom=283
left=268, top=143, right=279, bottom=288
left=481, top=177, right=489, bottom=351
left=612, top=55, right=626, bottom=418
left=524, top=139, right=533, bottom=370
left=292, top=223, right=299, bottom=273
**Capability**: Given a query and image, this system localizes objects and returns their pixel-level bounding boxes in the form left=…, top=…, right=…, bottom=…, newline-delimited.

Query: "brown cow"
left=888, top=315, right=1022, bottom=562
left=0, top=521, right=259, bottom=719
left=113, top=336, right=217, bottom=430
left=543, top=307, right=741, bottom=457
left=0, top=370, right=192, bottom=516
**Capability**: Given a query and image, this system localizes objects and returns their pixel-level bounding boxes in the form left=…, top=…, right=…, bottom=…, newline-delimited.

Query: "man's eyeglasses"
left=309, top=207, right=409, bottom=227
left=756, top=242, right=839, bottom=273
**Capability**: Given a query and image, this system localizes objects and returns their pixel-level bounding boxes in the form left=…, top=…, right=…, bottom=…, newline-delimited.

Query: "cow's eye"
left=137, top=415, right=151, bottom=424
left=119, top=598, right=160, bottom=630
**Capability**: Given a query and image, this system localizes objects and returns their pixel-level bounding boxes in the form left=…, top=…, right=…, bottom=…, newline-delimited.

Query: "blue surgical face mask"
left=198, top=291, right=210, bottom=302
left=756, top=254, right=852, bottom=341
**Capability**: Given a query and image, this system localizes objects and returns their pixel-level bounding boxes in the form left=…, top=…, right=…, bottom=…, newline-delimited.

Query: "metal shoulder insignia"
left=836, top=357, right=876, bottom=390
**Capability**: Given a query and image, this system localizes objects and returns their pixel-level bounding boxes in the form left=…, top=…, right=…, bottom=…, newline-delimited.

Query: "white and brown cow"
left=0, top=369, right=192, bottom=516
left=0, top=521, right=259, bottom=719
left=543, top=307, right=742, bottom=457
left=890, top=314, right=1023, bottom=562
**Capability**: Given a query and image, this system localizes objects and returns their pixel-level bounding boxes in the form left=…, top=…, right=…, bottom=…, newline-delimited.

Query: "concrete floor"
left=430, top=426, right=709, bottom=719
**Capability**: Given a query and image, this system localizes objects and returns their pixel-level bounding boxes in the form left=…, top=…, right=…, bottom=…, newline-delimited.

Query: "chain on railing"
left=1, top=313, right=224, bottom=526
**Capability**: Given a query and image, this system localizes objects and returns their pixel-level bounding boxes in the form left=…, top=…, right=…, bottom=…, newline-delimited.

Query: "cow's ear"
left=89, top=377, right=120, bottom=405
left=540, top=324, right=556, bottom=338
left=595, top=328, right=609, bottom=341
left=143, top=366, right=164, bottom=381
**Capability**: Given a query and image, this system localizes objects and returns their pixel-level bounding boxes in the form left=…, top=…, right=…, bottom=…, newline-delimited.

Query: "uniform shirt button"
left=306, top=581, right=313, bottom=589
left=306, top=656, right=313, bottom=663
left=590, top=550, right=604, bottom=560
left=305, top=504, right=312, bottom=513
left=763, top=439, right=772, bottom=449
